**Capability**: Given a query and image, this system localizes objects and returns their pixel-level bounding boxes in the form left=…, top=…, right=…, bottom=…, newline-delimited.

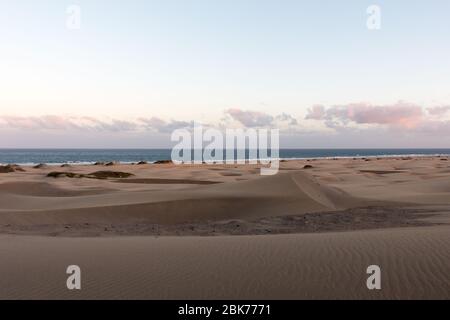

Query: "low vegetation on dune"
left=47, top=171, right=134, bottom=179
left=46, top=172, right=83, bottom=178
left=0, top=165, right=16, bottom=173
left=33, top=163, right=47, bottom=169
left=0, top=164, right=25, bottom=173
left=89, top=171, right=134, bottom=179
left=153, top=160, right=172, bottom=164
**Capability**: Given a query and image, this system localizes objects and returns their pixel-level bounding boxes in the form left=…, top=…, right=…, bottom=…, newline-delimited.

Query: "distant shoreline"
left=1, top=153, right=450, bottom=167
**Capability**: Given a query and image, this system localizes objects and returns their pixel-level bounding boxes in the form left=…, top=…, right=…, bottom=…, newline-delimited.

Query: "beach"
left=0, top=157, right=449, bottom=299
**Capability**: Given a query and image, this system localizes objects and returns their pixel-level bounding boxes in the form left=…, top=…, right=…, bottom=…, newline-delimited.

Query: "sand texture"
left=0, top=157, right=449, bottom=299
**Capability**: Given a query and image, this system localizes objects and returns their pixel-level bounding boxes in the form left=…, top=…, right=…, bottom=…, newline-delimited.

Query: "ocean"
left=1, top=149, right=449, bottom=166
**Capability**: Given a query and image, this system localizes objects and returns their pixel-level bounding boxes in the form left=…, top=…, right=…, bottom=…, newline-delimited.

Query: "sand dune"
left=0, top=171, right=384, bottom=228
left=0, top=226, right=448, bottom=300
left=0, top=181, right=111, bottom=197
left=0, top=158, right=449, bottom=299
left=0, top=158, right=448, bottom=229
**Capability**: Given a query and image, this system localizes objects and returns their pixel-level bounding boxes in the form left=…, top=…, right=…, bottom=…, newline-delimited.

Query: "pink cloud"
left=0, top=115, right=80, bottom=130
left=305, top=102, right=425, bottom=129
left=427, top=106, right=450, bottom=116
left=305, top=105, right=326, bottom=120
left=0, top=115, right=196, bottom=134
left=139, top=117, right=191, bottom=133
left=0, top=115, right=143, bottom=132
left=225, top=108, right=274, bottom=127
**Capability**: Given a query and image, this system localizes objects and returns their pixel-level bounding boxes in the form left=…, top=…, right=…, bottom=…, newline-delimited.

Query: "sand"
left=0, top=157, right=449, bottom=299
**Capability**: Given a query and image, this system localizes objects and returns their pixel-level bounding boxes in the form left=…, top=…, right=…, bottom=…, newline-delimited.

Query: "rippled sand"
left=0, top=157, right=449, bottom=299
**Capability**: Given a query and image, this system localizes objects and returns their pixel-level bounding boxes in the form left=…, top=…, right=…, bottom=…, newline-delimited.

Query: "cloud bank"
left=305, top=102, right=424, bottom=128
left=304, top=102, right=450, bottom=133
left=0, top=115, right=192, bottom=134
left=225, top=109, right=274, bottom=127
left=1, top=102, right=450, bottom=148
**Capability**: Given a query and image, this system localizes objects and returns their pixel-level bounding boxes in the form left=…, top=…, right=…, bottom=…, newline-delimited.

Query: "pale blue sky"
left=1, top=0, right=450, bottom=147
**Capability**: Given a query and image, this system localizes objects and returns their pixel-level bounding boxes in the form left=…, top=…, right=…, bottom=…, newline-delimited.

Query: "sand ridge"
left=1, top=157, right=449, bottom=231
left=0, top=157, right=449, bottom=299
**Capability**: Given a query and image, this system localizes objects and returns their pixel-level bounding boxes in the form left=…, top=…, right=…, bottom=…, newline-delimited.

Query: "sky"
left=1, top=0, right=450, bottom=148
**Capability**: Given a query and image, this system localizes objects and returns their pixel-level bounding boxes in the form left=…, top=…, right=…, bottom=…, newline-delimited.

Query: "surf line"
left=178, top=304, right=213, bottom=318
